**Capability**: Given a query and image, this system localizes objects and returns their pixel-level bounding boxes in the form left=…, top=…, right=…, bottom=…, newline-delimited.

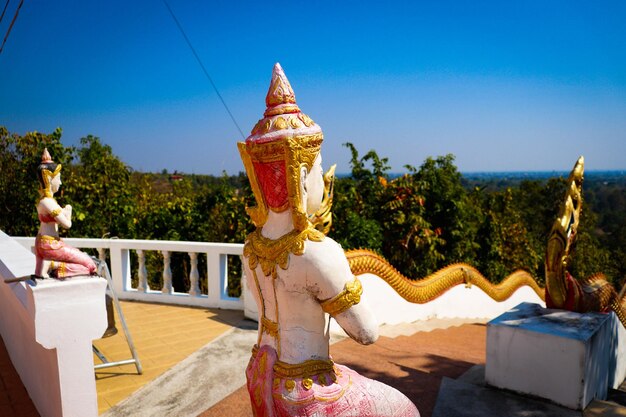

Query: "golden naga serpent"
left=345, top=249, right=545, bottom=304
left=310, top=165, right=545, bottom=305
left=544, top=156, right=626, bottom=328
left=337, top=156, right=626, bottom=329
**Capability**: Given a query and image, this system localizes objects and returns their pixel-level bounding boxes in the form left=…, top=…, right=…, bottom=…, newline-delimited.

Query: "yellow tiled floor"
left=94, top=301, right=243, bottom=414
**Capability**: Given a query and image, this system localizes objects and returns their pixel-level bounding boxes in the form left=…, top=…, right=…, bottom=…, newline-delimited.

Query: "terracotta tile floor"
left=94, top=301, right=244, bottom=414
left=2, top=306, right=486, bottom=417
left=1, top=301, right=244, bottom=416
left=0, top=335, right=40, bottom=417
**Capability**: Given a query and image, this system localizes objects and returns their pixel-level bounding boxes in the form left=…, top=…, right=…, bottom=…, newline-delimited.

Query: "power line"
left=0, top=0, right=10, bottom=25
left=161, top=0, right=245, bottom=140
left=0, top=0, right=23, bottom=55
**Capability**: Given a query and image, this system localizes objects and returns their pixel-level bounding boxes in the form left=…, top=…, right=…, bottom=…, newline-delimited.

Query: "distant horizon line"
left=459, top=169, right=626, bottom=174
left=157, top=169, right=626, bottom=178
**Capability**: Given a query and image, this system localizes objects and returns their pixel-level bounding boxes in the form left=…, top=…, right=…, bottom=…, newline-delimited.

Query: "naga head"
left=545, top=156, right=584, bottom=307
left=238, top=63, right=324, bottom=232
left=37, top=148, right=62, bottom=199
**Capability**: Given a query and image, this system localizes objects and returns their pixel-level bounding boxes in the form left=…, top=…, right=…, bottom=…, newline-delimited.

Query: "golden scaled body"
left=345, top=249, right=545, bottom=304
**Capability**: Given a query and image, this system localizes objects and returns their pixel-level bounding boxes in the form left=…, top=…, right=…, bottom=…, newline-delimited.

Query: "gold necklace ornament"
left=244, top=227, right=324, bottom=279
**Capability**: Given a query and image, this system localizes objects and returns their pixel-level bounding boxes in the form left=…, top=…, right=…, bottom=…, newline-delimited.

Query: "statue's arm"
left=41, top=199, right=72, bottom=229
left=308, top=242, right=379, bottom=345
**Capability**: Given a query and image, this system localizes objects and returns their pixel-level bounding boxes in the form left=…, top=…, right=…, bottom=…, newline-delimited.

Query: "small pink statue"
left=35, top=148, right=97, bottom=278
left=239, top=64, right=419, bottom=416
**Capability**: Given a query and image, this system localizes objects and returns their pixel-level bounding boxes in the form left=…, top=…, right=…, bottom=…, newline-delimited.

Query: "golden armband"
left=320, top=277, right=363, bottom=316
left=50, top=208, right=62, bottom=217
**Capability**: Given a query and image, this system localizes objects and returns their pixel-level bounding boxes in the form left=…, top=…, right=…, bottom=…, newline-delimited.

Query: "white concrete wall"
left=243, top=270, right=545, bottom=329
left=0, top=231, right=107, bottom=417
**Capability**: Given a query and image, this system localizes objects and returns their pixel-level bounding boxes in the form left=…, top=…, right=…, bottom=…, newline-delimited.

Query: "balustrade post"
left=109, top=246, right=130, bottom=294
left=239, top=255, right=245, bottom=297
left=137, top=249, right=148, bottom=293
left=161, top=250, right=173, bottom=294
left=206, top=252, right=223, bottom=306
left=189, top=252, right=200, bottom=296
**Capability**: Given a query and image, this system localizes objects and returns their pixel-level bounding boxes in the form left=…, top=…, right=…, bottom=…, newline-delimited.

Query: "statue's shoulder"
left=303, top=235, right=349, bottom=270
left=38, top=197, right=58, bottom=211
left=305, top=235, right=343, bottom=255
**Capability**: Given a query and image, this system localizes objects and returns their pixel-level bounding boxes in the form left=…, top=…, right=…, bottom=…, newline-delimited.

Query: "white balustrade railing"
left=13, top=236, right=548, bottom=326
left=14, top=237, right=245, bottom=310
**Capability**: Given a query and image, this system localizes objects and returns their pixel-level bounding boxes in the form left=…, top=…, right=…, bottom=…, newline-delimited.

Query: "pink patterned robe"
left=246, top=344, right=420, bottom=417
left=35, top=214, right=96, bottom=278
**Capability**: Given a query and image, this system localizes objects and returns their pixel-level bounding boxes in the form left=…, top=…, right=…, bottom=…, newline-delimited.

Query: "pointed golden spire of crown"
left=41, top=148, right=53, bottom=163
left=264, top=63, right=300, bottom=116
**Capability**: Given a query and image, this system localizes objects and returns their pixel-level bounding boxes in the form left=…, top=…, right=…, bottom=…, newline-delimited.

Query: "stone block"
left=486, top=302, right=615, bottom=410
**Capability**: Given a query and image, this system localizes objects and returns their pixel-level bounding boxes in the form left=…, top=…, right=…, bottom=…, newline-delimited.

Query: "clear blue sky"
left=1, top=0, right=625, bottom=174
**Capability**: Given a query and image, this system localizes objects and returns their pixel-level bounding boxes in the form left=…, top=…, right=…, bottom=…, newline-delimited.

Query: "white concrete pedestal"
left=0, top=231, right=107, bottom=417
left=486, top=302, right=624, bottom=410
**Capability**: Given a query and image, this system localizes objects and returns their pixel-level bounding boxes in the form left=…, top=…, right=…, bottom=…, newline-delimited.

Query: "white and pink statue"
left=238, top=63, right=420, bottom=416
left=35, top=148, right=97, bottom=278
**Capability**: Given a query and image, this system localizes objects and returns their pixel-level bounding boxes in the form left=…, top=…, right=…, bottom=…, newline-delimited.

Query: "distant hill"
left=461, top=170, right=626, bottom=181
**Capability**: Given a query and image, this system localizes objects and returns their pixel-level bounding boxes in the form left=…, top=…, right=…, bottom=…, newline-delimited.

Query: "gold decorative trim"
left=299, top=113, right=314, bottom=127
left=238, top=133, right=323, bottom=228
left=264, top=105, right=301, bottom=117
left=244, top=227, right=324, bottom=279
left=57, top=261, right=67, bottom=278
left=311, top=164, right=336, bottom=235
left=245, top=140, right=286, bottom=163
left=50, top=208, right=62, bottom=217
left=273, top=377, right=352, bottom=405
left=284, top=135, right=323, bottom=231
left=261, top=317, right=279, bottom=338
left=320, top=277, right=363, bottom=316
left=252, top=113, right=315, bottom=135
left=238, top=142, right=268, bottom=227
left=273, top=358, right=335, bottom=379
left=38, top=234, right=61, bottom=243
left=40, top=188, right=54, bottom=199
left=284, top=379, right=296, bottom=392
left=289, top=116, right=302, bottom=129
left=302, top=378, right=313, bottom=390
left=345, top=249, right=545, bottom=303
left=39, top=164, right=62, bottom=199
left=318, top=374, right=328, bottom=386
left=274, top=117, right=288, bottom=130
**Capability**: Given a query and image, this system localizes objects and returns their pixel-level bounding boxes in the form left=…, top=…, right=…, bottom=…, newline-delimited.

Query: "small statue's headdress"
left=37, top=147, right=62, bottom=198
left=238, top=63, right=323, bottom=231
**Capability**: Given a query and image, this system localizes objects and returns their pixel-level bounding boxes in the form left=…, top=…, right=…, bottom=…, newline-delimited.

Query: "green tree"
left=475, top=188, right=544, bottom=283
left=378, top=170, right=443, bottom=277
left=0, top=127, right=73, bottom=236
left=414, top=154, right=481, bottom=265
left=331, top=143, right=389, bottom=251
left=64, top=135, right=136, bottom=239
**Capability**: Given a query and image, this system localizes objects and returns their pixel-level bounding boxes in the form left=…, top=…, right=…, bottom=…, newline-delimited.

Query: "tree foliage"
left=1, top=127, right=623, bottom=293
